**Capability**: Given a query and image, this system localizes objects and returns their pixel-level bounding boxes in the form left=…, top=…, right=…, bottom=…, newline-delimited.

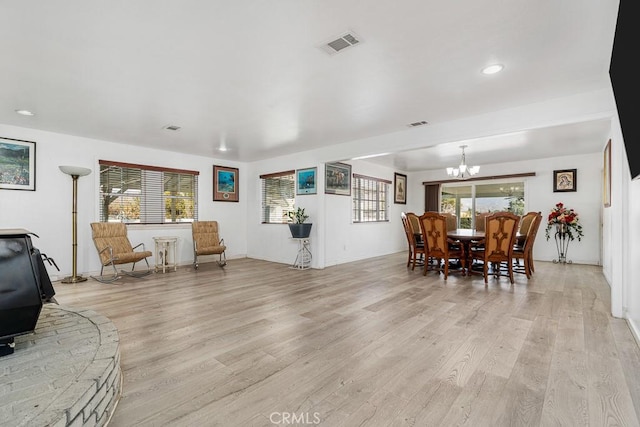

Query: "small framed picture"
left=325, top=162, right=351, bottom=196
left=0, top=137, right=36, bottom=191
left=296, top=167, right=317, bottom=195
left=553, top=169, right=577, bottom=192
left=213, top=165, right=239, bottom=202
left=394, top=172, right=407, bottom=204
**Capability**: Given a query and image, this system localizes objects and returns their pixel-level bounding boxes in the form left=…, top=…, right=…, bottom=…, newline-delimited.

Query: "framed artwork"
left=325, top=162, right=351, bottom=196
left=296, top=167, right=317, bottom=195
left=553, top=169, right=577, bottom=192
left=213, top=165, right=239, bottom=202
left=604, top=139, right=611, bottom=207
left=0, top=137, right=36, bottom=191
left=394, top=172, right=407, bottom=204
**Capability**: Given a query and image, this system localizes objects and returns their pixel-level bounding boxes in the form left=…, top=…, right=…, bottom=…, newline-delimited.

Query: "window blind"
left=260, top=170, right=295, bottom=224
left=98, top=160, right=199, bottom=224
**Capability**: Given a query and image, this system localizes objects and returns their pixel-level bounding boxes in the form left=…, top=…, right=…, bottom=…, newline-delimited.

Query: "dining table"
left=447, top=228, right=525, bottom=275
left=447, top=228, right=485, bottom=274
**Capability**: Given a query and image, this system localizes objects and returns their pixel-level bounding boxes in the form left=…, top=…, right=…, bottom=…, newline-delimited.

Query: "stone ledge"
left=0, top=304, right=122, bottom=427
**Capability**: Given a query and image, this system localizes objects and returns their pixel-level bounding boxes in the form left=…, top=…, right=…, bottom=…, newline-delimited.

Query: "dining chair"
left=402, top=212, right=425, bottom=270
left=474, top=212, right=490, bottom=232
left=516, top=211, right=539, bottom=247
left=468, top=211, right=520, bottom=284
left=512, top=212, right=542, bottom=278
left=440, top=212, right=458, bottom=231
left=418, top=212, right=465, bottom=279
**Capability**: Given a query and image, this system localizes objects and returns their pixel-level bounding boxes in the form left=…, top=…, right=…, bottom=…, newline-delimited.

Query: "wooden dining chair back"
left=518, top=211, right=538, bottom=240
left=402, top=212, right=425, bottom=270
left=440, top=212, right=458, bottom=231
left=419, top=212, right=465, bottom=279
left=513, top=212, right=542, bottom=278
left=192, top=221, right=227, bottom=269
left=90, top=222, right=153, bottom=283
left=469, top=211, right=520, bottom=284
left=475, top=212, right=490, bottom=232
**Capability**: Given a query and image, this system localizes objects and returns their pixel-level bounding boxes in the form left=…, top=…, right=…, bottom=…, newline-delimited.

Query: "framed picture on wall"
left=0, top=137, right=36, bottom=191
left=553, top=169, right=577, bottom=192
left=394, top=172, right=407, bottom=204
left=213, top=165, right=239, bottom=202
left=604, top=139, right=611, bottom=207
left=296, top=167, right=317, bottom=195
left=325, top=162, right=351, bottom=196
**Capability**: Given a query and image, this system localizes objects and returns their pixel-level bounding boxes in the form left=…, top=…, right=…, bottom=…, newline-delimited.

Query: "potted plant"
left=288, top=207, right=312, bottom=238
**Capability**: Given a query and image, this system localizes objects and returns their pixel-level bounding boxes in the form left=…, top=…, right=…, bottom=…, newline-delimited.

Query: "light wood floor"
left=53, top=254, right=640, bottom=426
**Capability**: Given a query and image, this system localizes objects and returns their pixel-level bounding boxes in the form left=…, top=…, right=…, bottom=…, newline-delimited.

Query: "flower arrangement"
left=545, top=202, right=584, bottom=241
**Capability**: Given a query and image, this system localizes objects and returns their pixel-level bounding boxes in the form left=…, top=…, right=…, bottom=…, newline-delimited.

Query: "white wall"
left=246, top=156, right=407, bottom=268
left=603, top=114, right=640, bottom=327
left=410, top=152, right=604, bottom=265
left=0, top=123, right=248, bottom=280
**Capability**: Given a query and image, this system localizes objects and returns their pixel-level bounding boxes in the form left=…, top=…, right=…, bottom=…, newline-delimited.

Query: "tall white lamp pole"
left=59, top=166, right=92, bottom=283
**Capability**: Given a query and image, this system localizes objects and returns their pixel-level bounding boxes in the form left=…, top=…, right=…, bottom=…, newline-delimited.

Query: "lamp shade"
left=59, top=166, right=92, bottom=176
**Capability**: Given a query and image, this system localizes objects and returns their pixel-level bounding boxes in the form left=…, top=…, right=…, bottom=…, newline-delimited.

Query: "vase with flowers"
left=545, top=202, right=583, bottom=263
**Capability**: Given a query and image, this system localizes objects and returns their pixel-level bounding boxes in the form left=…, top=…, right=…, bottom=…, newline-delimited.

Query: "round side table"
left=153, top=236, right=178, bottom=273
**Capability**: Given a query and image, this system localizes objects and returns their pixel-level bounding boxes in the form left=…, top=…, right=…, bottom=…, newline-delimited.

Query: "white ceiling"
left=0, top=1, right=619, bottom=170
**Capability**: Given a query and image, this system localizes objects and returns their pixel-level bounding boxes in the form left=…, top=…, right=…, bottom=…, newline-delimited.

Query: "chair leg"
left=194, top=248, right=199, bottom=270
left=218, top=251, right=227, bottom=267
left=529, top=253, right=535, bottom=273
left=508, top=260, right=515, bottom=284
left=483, top=262, right=488, bottom=284
left=121, top=258, right=152, bottom=278
left=91, top=263, right=120, bottom=283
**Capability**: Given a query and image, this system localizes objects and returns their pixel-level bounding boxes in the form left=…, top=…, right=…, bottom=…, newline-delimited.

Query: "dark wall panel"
left=609, top=0, right=640, bottom=180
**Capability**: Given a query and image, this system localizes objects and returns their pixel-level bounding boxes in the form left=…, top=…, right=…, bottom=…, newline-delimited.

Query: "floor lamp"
left=59, top=166, right=92, bottom=283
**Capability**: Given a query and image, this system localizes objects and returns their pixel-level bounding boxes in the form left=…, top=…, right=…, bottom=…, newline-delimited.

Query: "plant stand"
left=290, top=238, right=312, bottom=270
left=553, top=224, right=572, bottom=264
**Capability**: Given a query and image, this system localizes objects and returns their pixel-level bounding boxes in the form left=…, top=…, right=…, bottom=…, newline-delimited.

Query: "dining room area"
left=402, top=208, right=542, bottom=284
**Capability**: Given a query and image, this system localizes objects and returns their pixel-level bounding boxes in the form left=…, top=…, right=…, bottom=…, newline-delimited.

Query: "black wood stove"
left=0, top=229, right=57, bottom=356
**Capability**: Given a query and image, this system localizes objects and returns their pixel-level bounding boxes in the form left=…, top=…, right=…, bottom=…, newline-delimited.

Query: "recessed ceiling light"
left=219, top=147, right=228, bottom=152
left=15, top=109, right=35, bottom=116
left=481, top=64, right=504, bottom=75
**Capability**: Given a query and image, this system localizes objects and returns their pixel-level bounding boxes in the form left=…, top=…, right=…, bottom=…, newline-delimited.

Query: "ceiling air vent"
left=408, top=121, right=428, bottom=127
left=320, top=32, right=362, bottom=55
left=163, top=125, right=181, bottom=131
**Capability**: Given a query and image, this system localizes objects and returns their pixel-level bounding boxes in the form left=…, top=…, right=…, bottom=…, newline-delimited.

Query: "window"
left=352, top=174, right=390, bottom=222
left=441, top=180, right=525, bottom=229
left=98, top=160, right=199, bottom=224
left=261, top=170, right=295, bottom=224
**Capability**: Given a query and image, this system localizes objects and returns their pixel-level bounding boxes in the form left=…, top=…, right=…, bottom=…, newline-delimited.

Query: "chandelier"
left=446, top=145, right=479, bottom=179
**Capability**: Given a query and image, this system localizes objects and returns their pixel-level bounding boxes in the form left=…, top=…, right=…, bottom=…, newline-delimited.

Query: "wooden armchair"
left=418, top=212, right=465, bottom=279
left=90, top=222, right=153, bottom=283
left=469, top=212, right=520, bottom=284
left=192, top=221, right=227, bottom=269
